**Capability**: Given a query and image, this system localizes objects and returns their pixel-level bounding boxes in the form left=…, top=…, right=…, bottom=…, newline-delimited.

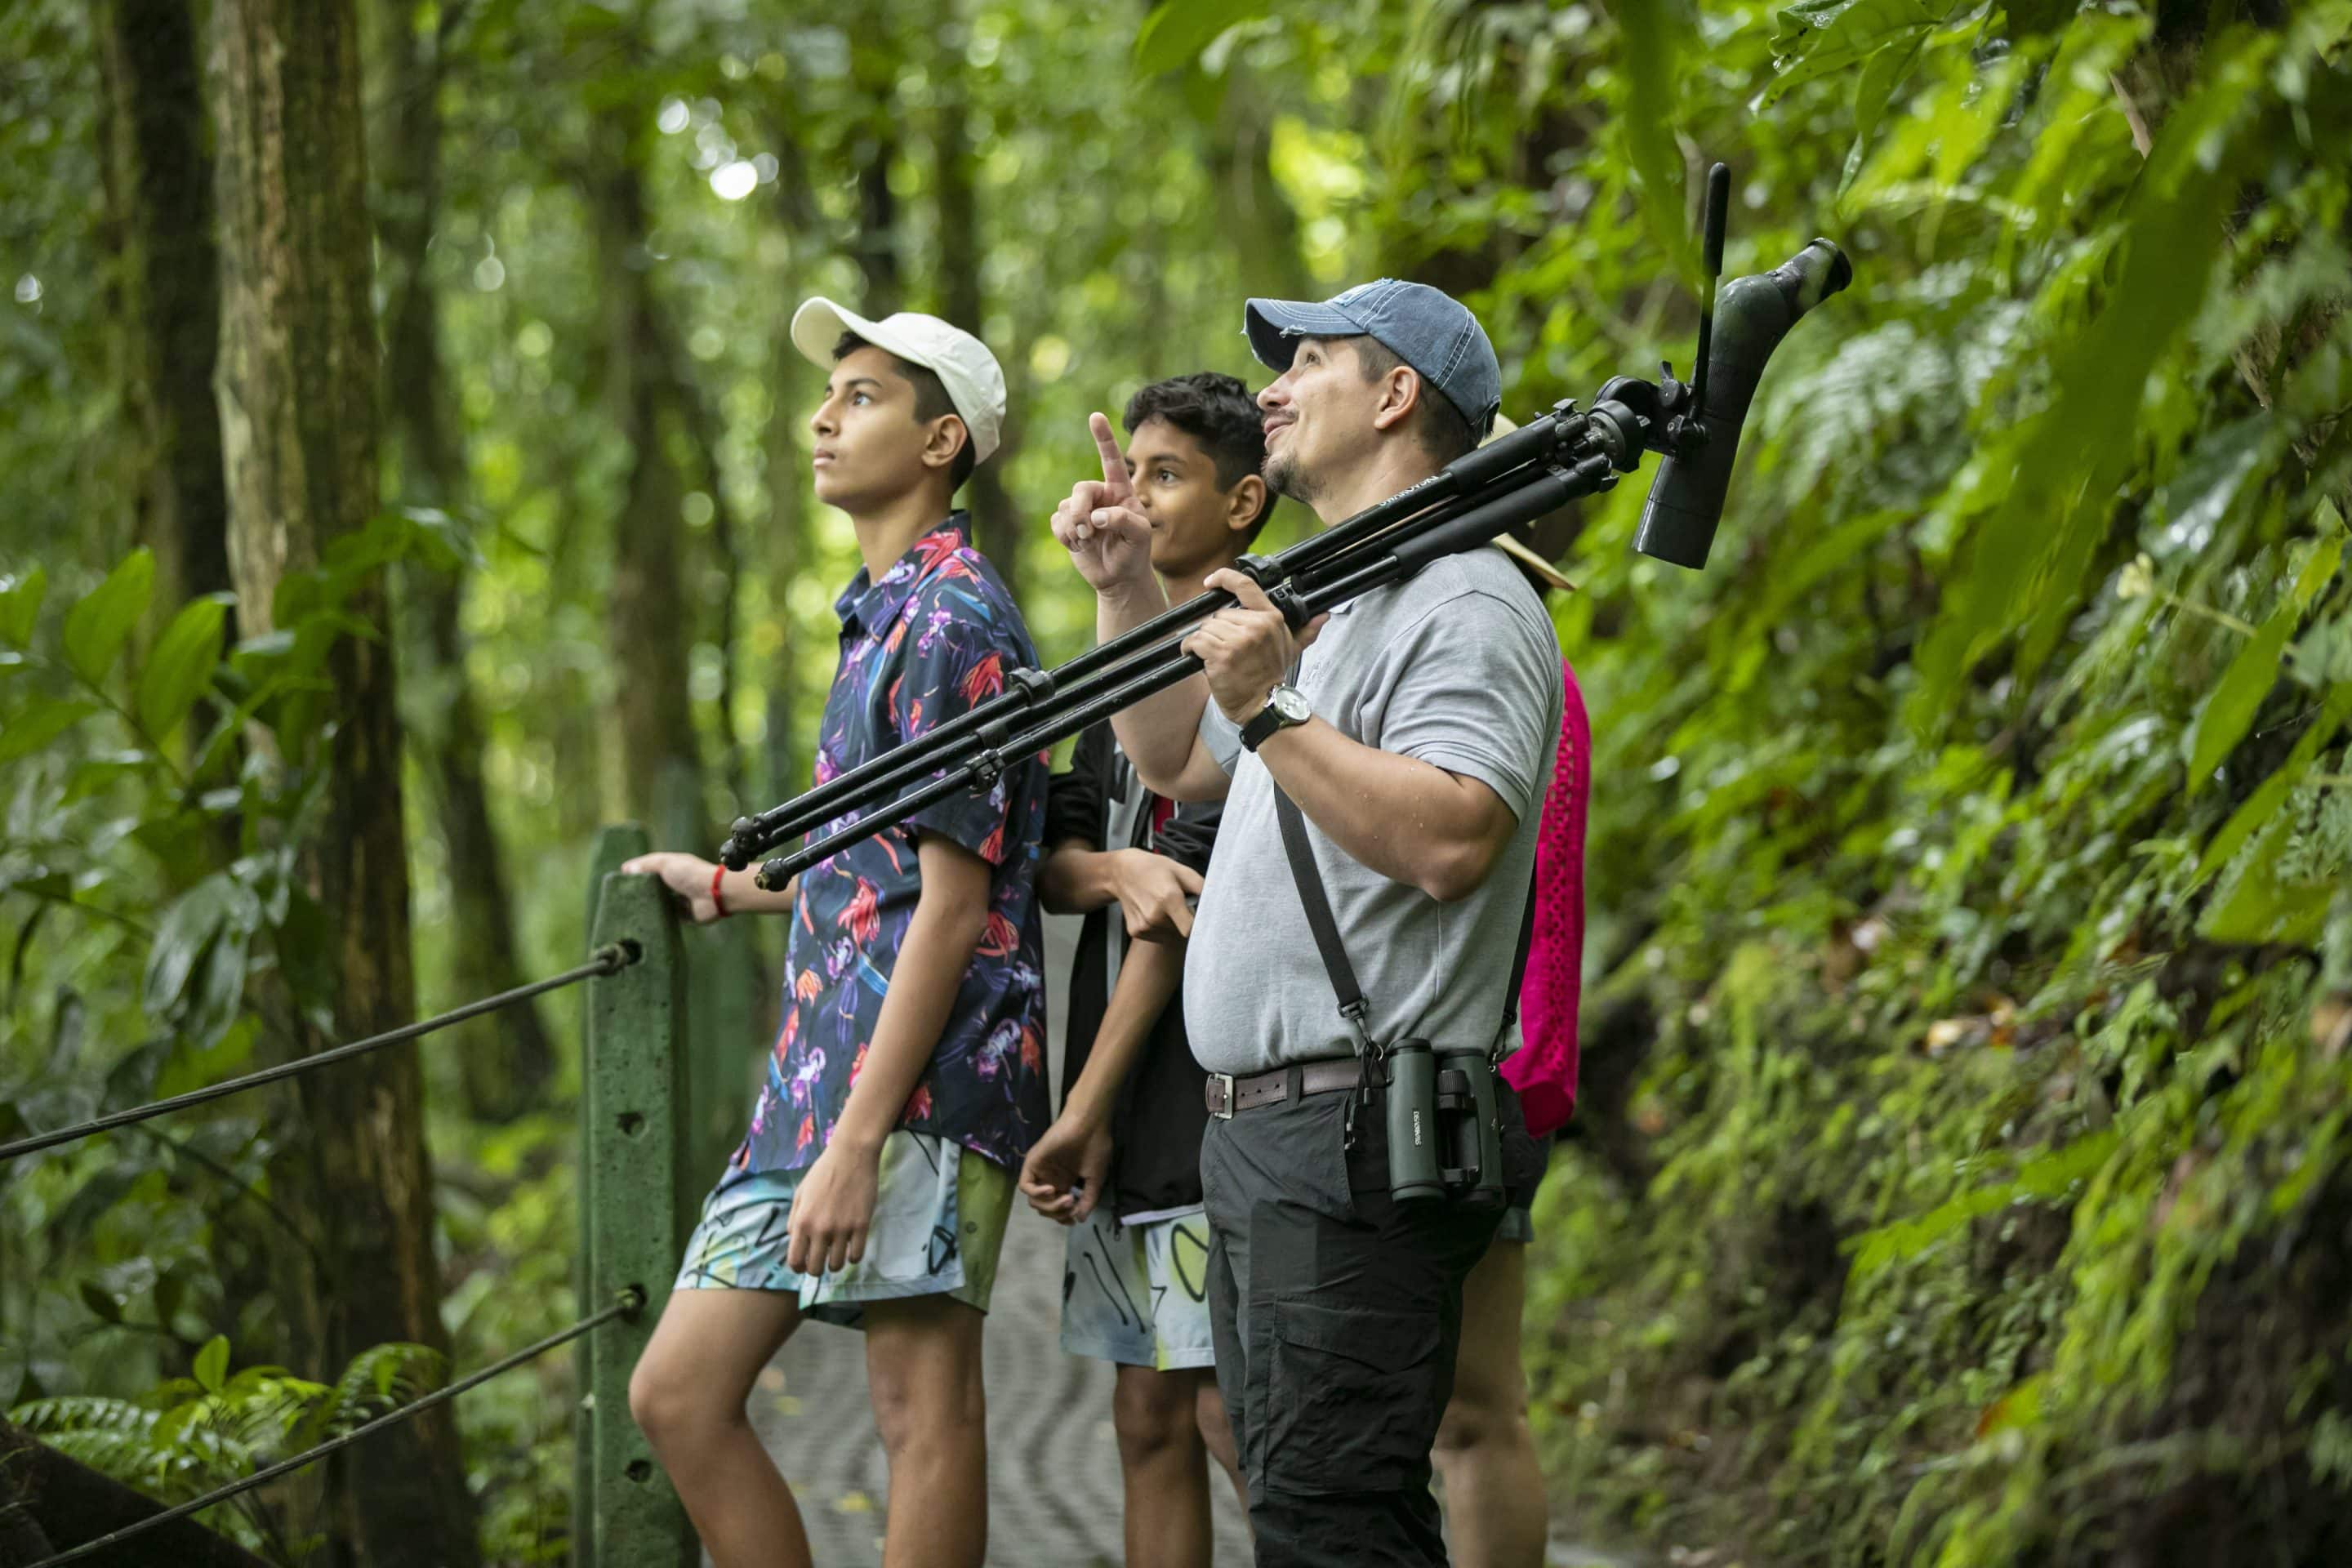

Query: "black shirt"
left=1045, top=722, right=1220, bottom=1220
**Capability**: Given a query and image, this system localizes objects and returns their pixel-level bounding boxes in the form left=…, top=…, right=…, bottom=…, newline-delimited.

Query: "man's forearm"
left=1062, top=937, right=1185, bottom=1125
left=1255, top=719, right=1513, bottom=903
left=830, top=880, right=989, bottom=1149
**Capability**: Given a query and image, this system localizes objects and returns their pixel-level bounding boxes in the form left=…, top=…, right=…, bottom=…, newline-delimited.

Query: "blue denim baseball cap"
left=1243, top=278, right=1501, bottom=441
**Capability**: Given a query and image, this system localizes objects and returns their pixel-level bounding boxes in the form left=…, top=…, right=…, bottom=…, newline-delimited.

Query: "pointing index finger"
left=1089, top=412, right=1132, bottom=502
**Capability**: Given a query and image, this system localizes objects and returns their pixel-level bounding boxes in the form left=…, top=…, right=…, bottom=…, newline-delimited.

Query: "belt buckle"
left=1209, top=1073, right=1236, bottom=1119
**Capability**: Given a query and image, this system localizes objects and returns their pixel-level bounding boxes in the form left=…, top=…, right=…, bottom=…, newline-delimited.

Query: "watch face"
left=1272, top=685, right=1311, bottom=723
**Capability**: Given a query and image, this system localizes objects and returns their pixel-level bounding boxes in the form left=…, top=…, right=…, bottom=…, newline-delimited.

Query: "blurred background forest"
left=5, top=0, right=2352, bottom=1563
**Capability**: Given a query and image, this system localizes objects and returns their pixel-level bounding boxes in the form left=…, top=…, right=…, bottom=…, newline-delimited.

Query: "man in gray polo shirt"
left=1050, top=281, right=1561, bottom=1566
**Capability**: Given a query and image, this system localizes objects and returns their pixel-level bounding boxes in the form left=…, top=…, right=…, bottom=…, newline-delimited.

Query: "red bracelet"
left=709, top=863, right=729, bottom=919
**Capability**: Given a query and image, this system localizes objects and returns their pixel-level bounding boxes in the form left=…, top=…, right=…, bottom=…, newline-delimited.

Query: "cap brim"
left=790, top=297, right=875, bottom=372
left=1243, top=297, right=1370, bottom=372
left=1497, top=532, right=1578, bottom=595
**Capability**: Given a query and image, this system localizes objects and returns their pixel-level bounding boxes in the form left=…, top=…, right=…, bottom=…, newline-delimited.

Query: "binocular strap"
left=1271, top=786, right=1367, bottom=1022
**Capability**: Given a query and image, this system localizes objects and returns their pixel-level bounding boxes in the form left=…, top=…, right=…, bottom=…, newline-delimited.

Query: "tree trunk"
left=929, top=18, right=1022, bottom=592
left=854, top=137, right=904, bottom=318
left=587, top=130, right=708, bottom=849
left=208, top=6, right=479, bottom=1566
left=94, top=0, right=231, bottom=628
left=372, top=0, right=557, bottom=1120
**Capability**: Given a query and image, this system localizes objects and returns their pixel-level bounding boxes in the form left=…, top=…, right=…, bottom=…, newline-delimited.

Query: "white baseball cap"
left=790, top=297, right=1008, bottom=464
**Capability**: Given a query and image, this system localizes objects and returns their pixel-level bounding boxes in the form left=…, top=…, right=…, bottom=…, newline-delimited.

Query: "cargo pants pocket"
left=1261, top=1297, right=1443, bottom=1495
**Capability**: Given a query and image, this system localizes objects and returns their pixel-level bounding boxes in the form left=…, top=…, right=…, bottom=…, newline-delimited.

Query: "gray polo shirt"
left=1183, top=546, right=1562, bottom=1077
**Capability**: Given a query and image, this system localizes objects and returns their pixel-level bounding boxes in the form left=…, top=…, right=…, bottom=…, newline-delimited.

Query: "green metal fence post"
left=574, top=824, right=648, bottom=1568
left=579, top=864, right=696, bottom=1565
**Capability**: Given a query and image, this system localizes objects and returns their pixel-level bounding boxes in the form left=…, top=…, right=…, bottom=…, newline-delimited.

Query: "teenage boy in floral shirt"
left=621, top=300, right=1049, bottom=1568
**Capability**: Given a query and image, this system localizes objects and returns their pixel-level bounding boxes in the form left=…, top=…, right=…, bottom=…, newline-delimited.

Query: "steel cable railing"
left=0, top=942, right=639, bottom=1163
left=21, top=1287, right=645, bottom=1568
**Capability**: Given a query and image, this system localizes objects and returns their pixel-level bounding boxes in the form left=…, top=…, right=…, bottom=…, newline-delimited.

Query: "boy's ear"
left=1225, top=471, right=1268, bottom=532
left=919, top=414, right=972, bottom=472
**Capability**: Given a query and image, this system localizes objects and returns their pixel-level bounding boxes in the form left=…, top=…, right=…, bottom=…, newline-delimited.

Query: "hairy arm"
left=1254, top=723, right=1517, bottom=903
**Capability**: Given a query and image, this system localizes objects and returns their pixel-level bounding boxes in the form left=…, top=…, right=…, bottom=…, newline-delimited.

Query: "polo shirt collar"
left=835, top=511, right=973, bottom=635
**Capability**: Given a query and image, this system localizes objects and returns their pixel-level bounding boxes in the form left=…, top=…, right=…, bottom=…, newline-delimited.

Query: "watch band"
left=1240, top=684, right=1307, bottom=752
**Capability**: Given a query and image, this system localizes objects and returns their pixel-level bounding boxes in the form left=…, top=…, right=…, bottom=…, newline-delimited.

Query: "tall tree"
left=93, top=0, right=229, bottom=624
left=208, top=4, right=479, bottom=1564
left=929, top=14, right=1024, bottom=589
left=372, top=0, right=557, bottom=1120
left=588, top=122, right=708, bottom=848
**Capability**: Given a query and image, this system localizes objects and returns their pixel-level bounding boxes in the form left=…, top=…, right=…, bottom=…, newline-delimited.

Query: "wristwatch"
left=1239, top=684, right=1312, bottom=752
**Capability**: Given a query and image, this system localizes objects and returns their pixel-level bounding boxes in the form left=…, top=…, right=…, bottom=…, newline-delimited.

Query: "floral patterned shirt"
left=728, top=515, right=1050, bottom=1178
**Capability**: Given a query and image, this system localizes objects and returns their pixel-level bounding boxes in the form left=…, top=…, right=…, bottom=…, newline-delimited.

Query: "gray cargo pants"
left=1200, top=1074, right=1508, bottom=1567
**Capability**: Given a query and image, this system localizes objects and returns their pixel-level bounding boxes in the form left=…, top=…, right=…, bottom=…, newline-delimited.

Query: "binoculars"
left=1381, top=1039, right=1506, bottom=1207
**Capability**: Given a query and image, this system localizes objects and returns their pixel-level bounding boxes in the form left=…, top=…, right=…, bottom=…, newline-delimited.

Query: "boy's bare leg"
left=1193, top=1373, right=1249, bottom=1517
left=1114, top=1364, right=1214, bottom=1568
left=865, top=1294, right=989, bottom=1568
left=1432, top=1239, right=1548, bottom=1568
left=628, top=1288, right=811, bottom=1568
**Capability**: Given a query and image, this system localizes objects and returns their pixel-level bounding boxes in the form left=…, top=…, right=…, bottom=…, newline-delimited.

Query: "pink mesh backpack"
left=1502, top=657, right=1588, bottom=1139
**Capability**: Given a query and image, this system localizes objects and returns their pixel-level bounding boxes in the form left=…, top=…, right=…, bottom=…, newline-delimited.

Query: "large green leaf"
left=2187, top=536, right=2344, bottom=788
left=1839, top=25, right=1928, bottom=194
left=60, top=549, right=156, bottom=686
left=1913, top=45, right=2263, bottom=715
left=1134, top=0, right=1265, bottom=77
left=193, top=1336, right=229, bottom=1395
left=142, top=874, right=261, bottom=1040
left=1765, top=0, right=1944, bottom=106
left=1616, top=0, right=1698, bottom=288
left=2194, top=683, right=2352, bottom=884
left=134, top=595, right=231, bottom=746
left=0, top=699, right=100, bottom=764
left=2199, top=810, right=2337, bottom=947
left=0, top=568, right=46, bottom=647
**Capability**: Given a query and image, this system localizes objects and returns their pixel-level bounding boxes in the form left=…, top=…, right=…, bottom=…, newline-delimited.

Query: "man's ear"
left=1370, top=366, right=1422, bottom=434
left=920, top=415, right=972, bottom=471
left=1225, top=472, right=1268, bottom=533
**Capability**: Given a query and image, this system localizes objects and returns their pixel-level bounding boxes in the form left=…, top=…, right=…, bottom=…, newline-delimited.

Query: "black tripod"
left=722, top=166, right=1851, bottom=891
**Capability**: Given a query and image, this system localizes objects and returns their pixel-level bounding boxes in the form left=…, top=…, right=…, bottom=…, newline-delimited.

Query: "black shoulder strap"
left=1272, top=786, right=1365, bottom=1021
left=1501, top=871, right=1538, bottom=1033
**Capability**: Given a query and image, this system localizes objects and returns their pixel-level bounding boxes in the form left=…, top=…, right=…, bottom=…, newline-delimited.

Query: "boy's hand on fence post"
left=621, top=852, right=726, bottom=924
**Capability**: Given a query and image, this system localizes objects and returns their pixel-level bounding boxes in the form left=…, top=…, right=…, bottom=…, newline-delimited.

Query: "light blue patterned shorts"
left=1060, top=1206, right=1216, bottom=1371
left=672, top=1131, right=1013, bottom=1329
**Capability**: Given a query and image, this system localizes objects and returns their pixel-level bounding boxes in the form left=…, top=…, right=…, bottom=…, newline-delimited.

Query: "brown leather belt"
left=1203, top=1058, right=1362, bottom=1119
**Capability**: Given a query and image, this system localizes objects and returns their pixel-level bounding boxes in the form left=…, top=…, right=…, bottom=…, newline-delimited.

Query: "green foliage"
left=9, top=1339, right=443, bottom=1565
left=10, top=0, right=2352, bottom=1561
left=1484, top=2, right=2352, bottom=1561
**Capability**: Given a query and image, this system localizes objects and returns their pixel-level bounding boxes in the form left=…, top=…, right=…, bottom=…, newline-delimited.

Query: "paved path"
left=746, top=914, right=1641, bottom=1567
